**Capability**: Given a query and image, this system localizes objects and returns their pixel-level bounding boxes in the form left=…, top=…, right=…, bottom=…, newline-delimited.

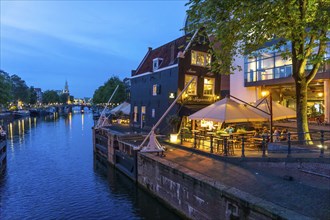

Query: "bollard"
left=320, top=130, right=324, bottom=158
left=210, top=135, right=213, bottom=154
left=180, top=130, right=183, bottom=145
left=262, top=135, right=267, bottom=157
left=194, top=132, right=197, bottom=148
left=224, top=137, right=228, bottom=156
left=287, top=132, right=291, bottom=158
left=241, top=134, right=245, bottom=158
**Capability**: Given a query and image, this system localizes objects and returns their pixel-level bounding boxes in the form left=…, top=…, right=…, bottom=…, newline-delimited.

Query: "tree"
left=29, top=86, right=38, bottom=105
left=0, top=70, right=12, bottom=106
left=92, top=76, right=126, bottom=105
left=42, top=90, right=60, bottom=104
left=11, top=74, right=29, bottom=103
left=59, top=93, right=69, bottom=104
left=166, top=114, right=181, bottom=133
left=186, top=0, right=329, bottom=141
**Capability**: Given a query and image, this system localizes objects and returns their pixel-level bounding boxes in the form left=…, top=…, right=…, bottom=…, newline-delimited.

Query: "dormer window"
left=153, top=58, right=163, bottom=71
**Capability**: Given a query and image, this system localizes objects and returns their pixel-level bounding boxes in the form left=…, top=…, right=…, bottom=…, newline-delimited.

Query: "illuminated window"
left=152, top=85, right=157, bottom=96
left=152, top=109, right=155, bottom=118
left=152, top=84, right=160, bottom=96
left=141, top=106, right=146, bottom=122
left=134, top=106, right=138, bottom=122
left=191, top=50, right=211, bottom=67
left=185, top=75, right=197, bottom=95
left=203, top=77, right=214, bottom=96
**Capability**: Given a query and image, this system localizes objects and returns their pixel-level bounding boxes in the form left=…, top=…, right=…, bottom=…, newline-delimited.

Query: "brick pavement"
left=163, top=145, right=330, bottom=219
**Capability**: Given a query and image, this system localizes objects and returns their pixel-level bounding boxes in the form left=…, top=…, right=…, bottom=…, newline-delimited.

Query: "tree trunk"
left=295, top=77, right=311, bottom=143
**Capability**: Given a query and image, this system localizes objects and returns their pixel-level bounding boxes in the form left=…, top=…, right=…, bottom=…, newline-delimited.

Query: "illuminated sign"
left=169, top=92, right=176, bottom=99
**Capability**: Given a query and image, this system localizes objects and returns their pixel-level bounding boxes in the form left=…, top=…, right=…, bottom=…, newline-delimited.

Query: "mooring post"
left=241, top=134, right=245, bottom=158
left=262, top=135, right=267, bottom=157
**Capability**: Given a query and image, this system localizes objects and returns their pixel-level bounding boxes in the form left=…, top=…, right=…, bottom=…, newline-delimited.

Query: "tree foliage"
left=10, top=74, right=30, bottom=103
left=59, top=93, right=69, bottom=104
left=29, top=86, right=38, bottom=105
left=42, top=90, right=60, bottom=104
left=186, top=0, right=329, bottom=141
left=93, top=76, right=126, bottom=104
left=0, top=70, right=12, bottom=106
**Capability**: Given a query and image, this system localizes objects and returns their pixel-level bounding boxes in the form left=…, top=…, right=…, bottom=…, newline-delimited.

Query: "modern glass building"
left=231, top=42, right=330, bottom=123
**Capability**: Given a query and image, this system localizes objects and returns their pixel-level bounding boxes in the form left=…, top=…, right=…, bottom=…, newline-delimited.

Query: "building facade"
left=230, top=42, right=330, bottom=123
left=130, top=30, right=229, bottom=134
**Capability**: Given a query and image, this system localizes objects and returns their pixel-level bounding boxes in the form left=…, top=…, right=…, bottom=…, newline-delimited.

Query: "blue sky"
left=0, top=0, right=188, bottom=98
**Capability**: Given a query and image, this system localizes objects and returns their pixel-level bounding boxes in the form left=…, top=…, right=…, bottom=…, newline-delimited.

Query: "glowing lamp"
left=261, top=90, right=269, bottom=97
left=170, top=134, right=178, bottom=143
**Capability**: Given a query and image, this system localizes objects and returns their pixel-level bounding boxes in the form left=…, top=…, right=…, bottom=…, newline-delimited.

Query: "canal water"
left=0, top=110, right=182, bottom=220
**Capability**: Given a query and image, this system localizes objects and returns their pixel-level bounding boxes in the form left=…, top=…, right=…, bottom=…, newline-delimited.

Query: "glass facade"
left=245, top=42, right=330, bottom=83
left=245, top=45, right=293, bottom=82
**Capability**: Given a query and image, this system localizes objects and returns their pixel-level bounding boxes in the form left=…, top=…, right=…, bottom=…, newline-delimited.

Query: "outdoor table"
left=251, top=137, right=263, bottom=151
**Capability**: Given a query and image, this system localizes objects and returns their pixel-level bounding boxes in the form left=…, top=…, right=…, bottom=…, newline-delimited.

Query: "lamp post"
left=261, top=90, right=273, bottom=142
left=269, top=91, right=273, bottom=143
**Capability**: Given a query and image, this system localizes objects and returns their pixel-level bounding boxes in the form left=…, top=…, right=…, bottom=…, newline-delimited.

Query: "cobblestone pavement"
left=163, top=145, right=330, bottom=219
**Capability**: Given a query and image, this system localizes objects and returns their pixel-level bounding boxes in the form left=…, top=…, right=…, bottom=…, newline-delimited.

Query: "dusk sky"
left=0, top=1, right=188, bottom=98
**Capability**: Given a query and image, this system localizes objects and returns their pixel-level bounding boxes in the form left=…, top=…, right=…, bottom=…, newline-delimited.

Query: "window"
left=203, top=77, right=215, bottom=96
left=153, top=58, right=163, bottom=71
left=152, top=84, right=161, bottom=96
left=141, top=106, right=146, bottom=122
left=185, top=75, right=197, bottom=95
left=152, top=109, right=155, bottom=118
left=133, top=106, right=138, bottom=122
left=191, top=50, right=211, bottom=67
left=152, top=85, right=157, bottom=96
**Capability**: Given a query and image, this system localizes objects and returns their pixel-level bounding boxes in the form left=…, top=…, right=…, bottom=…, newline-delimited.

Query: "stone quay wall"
left=137, top=153, right=309, bottom=220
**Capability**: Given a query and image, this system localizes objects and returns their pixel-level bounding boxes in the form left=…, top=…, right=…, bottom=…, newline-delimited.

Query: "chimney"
left=148, top=47, right=152, bottom=52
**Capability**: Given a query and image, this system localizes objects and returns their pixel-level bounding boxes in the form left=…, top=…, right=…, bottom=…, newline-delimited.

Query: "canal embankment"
left=93, top=125, right=330, bottom=219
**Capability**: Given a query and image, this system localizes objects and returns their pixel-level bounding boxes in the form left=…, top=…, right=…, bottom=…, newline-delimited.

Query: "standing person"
left=262, top=127, right=270, bottom=143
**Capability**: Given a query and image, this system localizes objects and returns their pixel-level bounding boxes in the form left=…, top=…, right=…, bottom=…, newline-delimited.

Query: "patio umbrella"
left=252, top=98, right=296, bottom=121
left=110, top=102, right=130, bottom=115
left=188, top=97, right=267, bottom=123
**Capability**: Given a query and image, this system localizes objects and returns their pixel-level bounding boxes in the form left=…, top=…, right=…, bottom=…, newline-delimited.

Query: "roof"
left=133, top=34, right=191, bottom=76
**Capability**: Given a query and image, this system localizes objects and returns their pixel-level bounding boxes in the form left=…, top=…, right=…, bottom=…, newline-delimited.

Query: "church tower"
left=63, top=80, right=69, bottom=94
left=63, top=80, right=71, bottom=104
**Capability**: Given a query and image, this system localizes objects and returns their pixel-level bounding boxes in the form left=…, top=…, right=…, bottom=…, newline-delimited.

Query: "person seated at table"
left=253, top=128, right=261, bottom=138
left=280, top=128, right=288, bottom=141
left=273, top=127, right=280, bottom=142
left=224, top=125, right=234, bottom=134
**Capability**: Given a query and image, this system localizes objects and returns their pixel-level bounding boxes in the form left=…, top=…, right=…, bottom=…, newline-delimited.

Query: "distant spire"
left=63, top=80, right=69, bottom=94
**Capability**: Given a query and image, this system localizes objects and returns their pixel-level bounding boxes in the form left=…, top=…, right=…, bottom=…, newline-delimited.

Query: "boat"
left=13, top=110, right=30, bottom=119
left=0, top=130, right=6, bottom=174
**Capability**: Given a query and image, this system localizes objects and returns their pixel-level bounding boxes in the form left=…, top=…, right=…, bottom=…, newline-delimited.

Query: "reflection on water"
left=0, top=112, right=182, bottom=220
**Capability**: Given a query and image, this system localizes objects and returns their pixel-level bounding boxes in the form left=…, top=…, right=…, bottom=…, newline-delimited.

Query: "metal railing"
left=178, top=129, right=330, bottom=158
